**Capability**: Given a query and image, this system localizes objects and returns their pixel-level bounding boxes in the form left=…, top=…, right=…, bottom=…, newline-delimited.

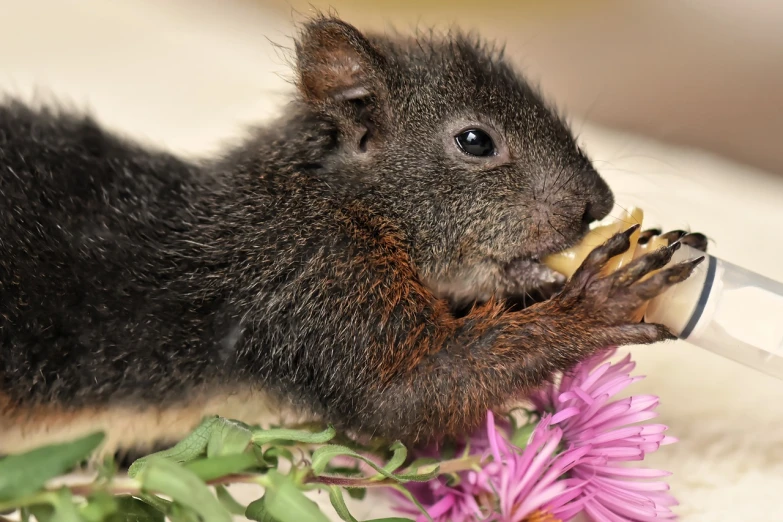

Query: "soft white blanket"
left=2, top=1, right=782, bottom=520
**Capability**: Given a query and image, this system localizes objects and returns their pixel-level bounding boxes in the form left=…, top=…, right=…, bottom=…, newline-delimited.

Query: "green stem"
left=304, top=454, right=484, bottom=488
left=0, top=453, right=485, bottom=512
left=416, top=454, right=484, bottom=475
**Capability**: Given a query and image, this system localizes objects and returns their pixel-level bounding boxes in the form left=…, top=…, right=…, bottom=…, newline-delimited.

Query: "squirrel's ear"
left=295, top=18, right=386, bottom=104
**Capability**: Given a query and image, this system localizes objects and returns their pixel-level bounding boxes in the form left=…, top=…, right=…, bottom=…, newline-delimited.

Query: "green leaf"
left=128, top=417, right=219, bottom=478
left=29, top=504, right=54, bottom=522
left=391, top=468, right=441, bottom=482
left=323, top=465, right=362, bottom=477
left=51, top=489, right=86, bottom=522
left=444, top=472, right=461, bottom=487
left=80, top=491, right=118, bottom=522
left=510, top=422, right=537, bottom=450
left=0, top=432, right=104, bottom=501
left=107, top=497, right=165, bottom=522
left=95, top=455, right=119, bottom=484
left=327, top=486, right=357, bottom=522
left=251, top=425, right=336, bottom=446
left=404, top=458, right=439, bottom=470
left=245, top=495, right=277, bottom=522
left=136, top=494, right=171, bottom=514
left=391, top=457, right=441, bottom=482
left=166, top=504, right=201, bottom=522
left=389, top=486, right=433, bottom=522
left=311, top=445, right=397, bottom=482
left=259, top=446, right=295, bottom=468
left=137, top=458, right=231, bottom=522
left=344, top=488, right=365, bottom=501
left=183, top=452, right=259, bottom=481
left=311, top=444, right=436, bottom=484
left=379, top=442, right=407, bottom=477
left=206, top=419, right=253, bottom=457
left=260, top=470, right=330, bottom=522
left=364, top=519, right=416, bottom=522
left=215, top=486, right=246, bottom=516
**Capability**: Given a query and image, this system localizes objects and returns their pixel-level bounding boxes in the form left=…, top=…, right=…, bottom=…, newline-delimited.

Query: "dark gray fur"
left=0, top=17, right=697, bottom=446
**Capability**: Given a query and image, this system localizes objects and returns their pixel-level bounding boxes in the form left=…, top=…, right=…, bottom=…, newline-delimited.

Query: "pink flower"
left=529, top=348, right=678, bottom=522
left=396, top=412, right=589, bottom=522
left=394, top=348, right=678, bottom=522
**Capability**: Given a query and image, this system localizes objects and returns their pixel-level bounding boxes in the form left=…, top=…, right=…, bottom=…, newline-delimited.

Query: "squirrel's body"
left=0, top=18, right=707, bottom=457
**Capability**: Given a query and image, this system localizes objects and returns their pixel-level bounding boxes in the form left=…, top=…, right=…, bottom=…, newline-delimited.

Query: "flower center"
left=522, top=509, right=561, bottom=522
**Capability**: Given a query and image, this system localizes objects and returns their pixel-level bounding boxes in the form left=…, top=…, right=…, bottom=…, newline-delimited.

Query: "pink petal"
left=511, top=431, right=563, bottom=503
left=554, top=502, right=588, bottom=522
left=574, top=386, right=597, bottom=405
left=589, top=446, right=643, bottom=459
left=639, top=424, right=668, bottom=435
left=512, top=445, right=591, bottom=504
left=627, top=395, right=660, bottom=412
left=425, top=495, right=455, bottom=520
left=591, top=377, right=636, bottom=400
left=584, top=500, right=624, bottom=522
left=592, top=492, right=672, bottom=522
left=577, top=360, right=613, bottom=391
left=597, top=477, right=670, bottom=492
left=512, top=482, right=569, bottom=522
left=589, top=465, right=672, bottom=478
left=486, top=411, right=503, bottom=463
left=585, top=426, right=644, bottom=445
left=549, top=478, right=588, bottom=509
left=580, top=400, right=633, bottom=430
left=551, top=406, right=581, bottom=424
left=589, top=478, right=667, bottom=506
left=588, top=410, right=659, bottom=433
left=650, top=491, right=680, bottom=507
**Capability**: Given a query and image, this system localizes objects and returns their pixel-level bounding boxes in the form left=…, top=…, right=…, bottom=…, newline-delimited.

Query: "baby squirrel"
left=0, top=16, right=708, bottom=457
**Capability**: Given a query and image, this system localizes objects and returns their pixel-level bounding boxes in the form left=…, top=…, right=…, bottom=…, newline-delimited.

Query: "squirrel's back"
left=0, top=99, right=383, bottom=457
left=0, top=102, right=246, bottom=452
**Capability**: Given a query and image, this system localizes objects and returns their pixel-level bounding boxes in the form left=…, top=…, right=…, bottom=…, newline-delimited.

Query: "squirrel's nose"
left=581, top=175, right=614, bottom=225
left=580, top=200, right=612, bottom=233
left=581, top=202, right=606, bottom=225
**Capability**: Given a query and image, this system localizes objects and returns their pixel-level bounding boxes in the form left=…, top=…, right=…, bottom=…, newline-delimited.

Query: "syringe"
left=645, top=244, right=783, bottom=380
left=543, top=206, right=783, bottom=380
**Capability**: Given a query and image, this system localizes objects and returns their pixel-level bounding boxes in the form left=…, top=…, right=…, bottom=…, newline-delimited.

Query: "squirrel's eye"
left=455, top=129, right=496, bottom=157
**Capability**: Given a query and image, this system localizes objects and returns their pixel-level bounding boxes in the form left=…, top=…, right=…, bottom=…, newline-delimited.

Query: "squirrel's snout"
left=531, top=167, right=613, bottom=227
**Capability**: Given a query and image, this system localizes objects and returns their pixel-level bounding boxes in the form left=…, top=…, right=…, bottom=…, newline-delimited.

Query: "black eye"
left=455, top=129, right=496, bottom=157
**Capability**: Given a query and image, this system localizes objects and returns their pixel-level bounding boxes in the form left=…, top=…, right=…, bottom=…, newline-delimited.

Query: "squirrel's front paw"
left=639, top=228, right=709, bottom=252
left=549, top=225, right=704, bottom=347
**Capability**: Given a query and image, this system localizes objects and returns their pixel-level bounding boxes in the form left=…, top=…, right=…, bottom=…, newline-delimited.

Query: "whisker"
left=547, top=219, right=569, bottom=243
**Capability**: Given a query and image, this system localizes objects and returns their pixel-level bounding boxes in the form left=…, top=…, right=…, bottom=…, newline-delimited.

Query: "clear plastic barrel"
left=645, top=244, right=783, bottom=380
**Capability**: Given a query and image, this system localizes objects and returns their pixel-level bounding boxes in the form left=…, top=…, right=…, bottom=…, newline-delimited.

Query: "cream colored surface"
left=1, top=1, right=783, bottom=520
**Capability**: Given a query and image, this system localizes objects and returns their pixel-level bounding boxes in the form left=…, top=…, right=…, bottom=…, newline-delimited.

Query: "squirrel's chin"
left=424, top=258, right=567, bottom=314
left=503, top=257, right=566, bottom=287
left=500, top=258, right=567, bottom=308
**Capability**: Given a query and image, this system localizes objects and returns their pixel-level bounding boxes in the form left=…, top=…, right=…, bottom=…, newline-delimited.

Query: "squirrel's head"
left=294, top=17, right=614, bottom=306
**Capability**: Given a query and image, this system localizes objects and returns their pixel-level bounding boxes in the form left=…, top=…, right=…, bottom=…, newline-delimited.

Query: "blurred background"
left=2, top=1, right=783, bottom=520
left=281, top=0, right=783, bottom=177
left=2, top=0, right=781, bottom=173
